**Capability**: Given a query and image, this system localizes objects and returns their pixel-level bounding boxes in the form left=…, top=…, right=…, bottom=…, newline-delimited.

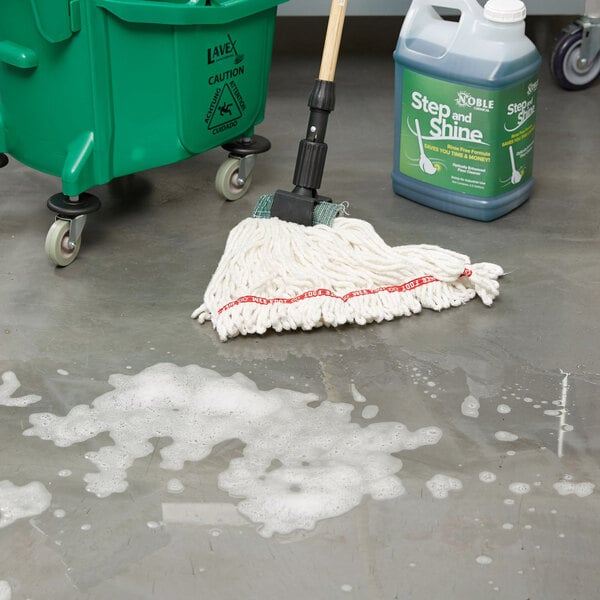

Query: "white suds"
left=479, top=471, right=497, bottom=483
left=0, top=372, right=41, bottom=407
left=0, top=481, right=52, bottom=528
left=426, top=474, right=463, bottom=499
left=0, top=580, right=11, bottom=600
left=553, top=480, right=595, bottom=498
left=476, top=555, right=493, bottom=565
left=341, top=584, right=353, bottom=592
left=509, top=482, right=531, bottom=495
left=495, top=431, right=518, bottom=442
left=53, top=509, right=66, bottom=519
left=496, top=404, right=511, bottom=414
left=361, top=405, right=379, bottom=420
left=461, top=395, right=480, bottom=418
left=23, top=363, right=442, bottom=538
left=57, top=469, right=72, bottom=478
left=167, top=478, right=185, bottom=494
left=57, top=369, right=69, bottom=376
left=349, top=383, right=367, bottom=403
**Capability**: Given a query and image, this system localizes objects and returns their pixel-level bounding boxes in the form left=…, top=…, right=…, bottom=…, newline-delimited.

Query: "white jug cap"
left=484, top=0, right=527, bottom=23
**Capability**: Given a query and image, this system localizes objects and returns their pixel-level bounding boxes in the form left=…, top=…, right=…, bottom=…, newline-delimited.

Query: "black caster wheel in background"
left=551, top=26, right=600, bottom=90
left=0, top=153, right=8, bottom=168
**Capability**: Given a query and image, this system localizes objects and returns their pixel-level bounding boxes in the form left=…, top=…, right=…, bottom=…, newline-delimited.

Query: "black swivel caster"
left=0, top=153, right=8, bottom=168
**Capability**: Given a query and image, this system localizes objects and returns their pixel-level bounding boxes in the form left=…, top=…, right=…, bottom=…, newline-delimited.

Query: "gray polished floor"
left=1, top=15, right=599, bottom=600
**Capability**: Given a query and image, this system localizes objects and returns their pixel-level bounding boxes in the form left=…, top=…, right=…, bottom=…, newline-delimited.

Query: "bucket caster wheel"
left=45, top=219, right=82, bottom=267
left=0, top=153, right=8, bottom=168
left=216, top=135, right=271, bottom=201
left=45, top=192, right=101, bottom=266
left=215, top=156, right=254, bottom=201
left=551, top=24, right=600, bottom=90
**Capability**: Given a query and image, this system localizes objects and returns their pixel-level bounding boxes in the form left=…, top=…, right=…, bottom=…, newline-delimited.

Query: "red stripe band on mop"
left=218, top=267, right=474, bottom=315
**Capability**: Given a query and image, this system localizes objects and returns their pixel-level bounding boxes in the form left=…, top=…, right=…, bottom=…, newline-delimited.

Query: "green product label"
left=399, top=69, right=539, bottom=197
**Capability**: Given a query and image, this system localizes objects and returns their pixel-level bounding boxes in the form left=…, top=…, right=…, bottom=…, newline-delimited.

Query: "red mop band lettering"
left=217, top=269, right=474, bottom=315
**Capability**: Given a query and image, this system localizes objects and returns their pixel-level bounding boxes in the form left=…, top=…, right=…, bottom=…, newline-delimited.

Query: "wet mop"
left=192, top=0, right=503, bottom=341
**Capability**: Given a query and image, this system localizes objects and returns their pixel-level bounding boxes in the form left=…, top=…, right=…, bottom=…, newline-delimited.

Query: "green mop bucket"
left=0, top=0, right=287, bottom=197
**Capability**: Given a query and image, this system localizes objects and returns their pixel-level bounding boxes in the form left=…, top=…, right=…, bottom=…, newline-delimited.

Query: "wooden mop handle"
left=318, top=0, right=349, bottom=82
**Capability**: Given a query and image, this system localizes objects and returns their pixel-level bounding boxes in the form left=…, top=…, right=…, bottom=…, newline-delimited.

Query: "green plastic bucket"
left=0, top=0, right=287, bottom=196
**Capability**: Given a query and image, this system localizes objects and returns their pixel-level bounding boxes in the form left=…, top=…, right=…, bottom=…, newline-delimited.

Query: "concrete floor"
left=1, top=15, right=599, bottom=600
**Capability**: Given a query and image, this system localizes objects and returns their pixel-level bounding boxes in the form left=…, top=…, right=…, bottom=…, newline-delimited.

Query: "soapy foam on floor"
left=349, top=383, right=367, bottom=404
left=167, top=478, right=185, bottom=494
left=361, top=405, right=379, bottom=420
left=0, top=580, right=11, bottom=600
left=0, top=481, right=52, bottom=528
left=461, top=396, right=480, bottom=418
left=509, top=482, right=531, bottom=495
left=0, top=372, right=41, bottom=407
left=479, top=471, right=497, bottom=483
left=553, top=480, right=595, bottom=498
left=23, top=363, right=442, bottom=537
left=495, top=431, right=518, bottom=442
left=426, top=474, right=463, bottom=499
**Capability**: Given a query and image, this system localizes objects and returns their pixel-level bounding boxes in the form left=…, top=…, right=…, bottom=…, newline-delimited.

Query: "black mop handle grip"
left=292, top=79, right=336, bottom=192
left=270, top=1, right=348, bottom=224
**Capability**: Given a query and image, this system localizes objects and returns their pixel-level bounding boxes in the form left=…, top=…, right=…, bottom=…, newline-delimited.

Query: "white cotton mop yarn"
left=192, top=216, right=503, bottom=341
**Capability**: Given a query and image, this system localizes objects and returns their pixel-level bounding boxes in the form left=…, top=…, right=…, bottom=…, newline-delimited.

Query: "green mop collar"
left=253, top=194, right=344, bottom=227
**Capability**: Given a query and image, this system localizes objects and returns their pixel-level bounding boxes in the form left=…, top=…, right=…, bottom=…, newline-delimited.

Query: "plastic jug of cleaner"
left=392, top=0, right=541, bottom=221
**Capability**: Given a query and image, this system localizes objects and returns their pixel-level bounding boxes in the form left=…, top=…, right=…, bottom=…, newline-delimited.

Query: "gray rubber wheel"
left=551, top=28, right=600, bottom=90
left=215, top=158, right=253, bottom=201
left=45, top=220, right=81, bottom=267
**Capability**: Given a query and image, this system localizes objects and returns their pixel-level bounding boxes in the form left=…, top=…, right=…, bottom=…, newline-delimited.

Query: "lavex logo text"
left=207, top=34, right=243, bottom=65
left=455, top=91, right=494, bottom=111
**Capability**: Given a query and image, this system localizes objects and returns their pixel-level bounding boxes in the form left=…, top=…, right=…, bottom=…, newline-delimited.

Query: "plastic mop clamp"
left=265, top=0, right=347, bottom=226
left=193, top=0, right=504, bottom=341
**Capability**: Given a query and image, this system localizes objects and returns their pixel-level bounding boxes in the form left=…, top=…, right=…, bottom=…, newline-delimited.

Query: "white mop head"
left=192, top=216, right=503, bottom=341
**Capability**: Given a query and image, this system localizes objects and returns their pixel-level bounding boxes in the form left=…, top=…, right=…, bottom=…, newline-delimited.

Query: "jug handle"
left=406, top=0, right=482, bottom=17
left=400, top=0, right=482, bottom=57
